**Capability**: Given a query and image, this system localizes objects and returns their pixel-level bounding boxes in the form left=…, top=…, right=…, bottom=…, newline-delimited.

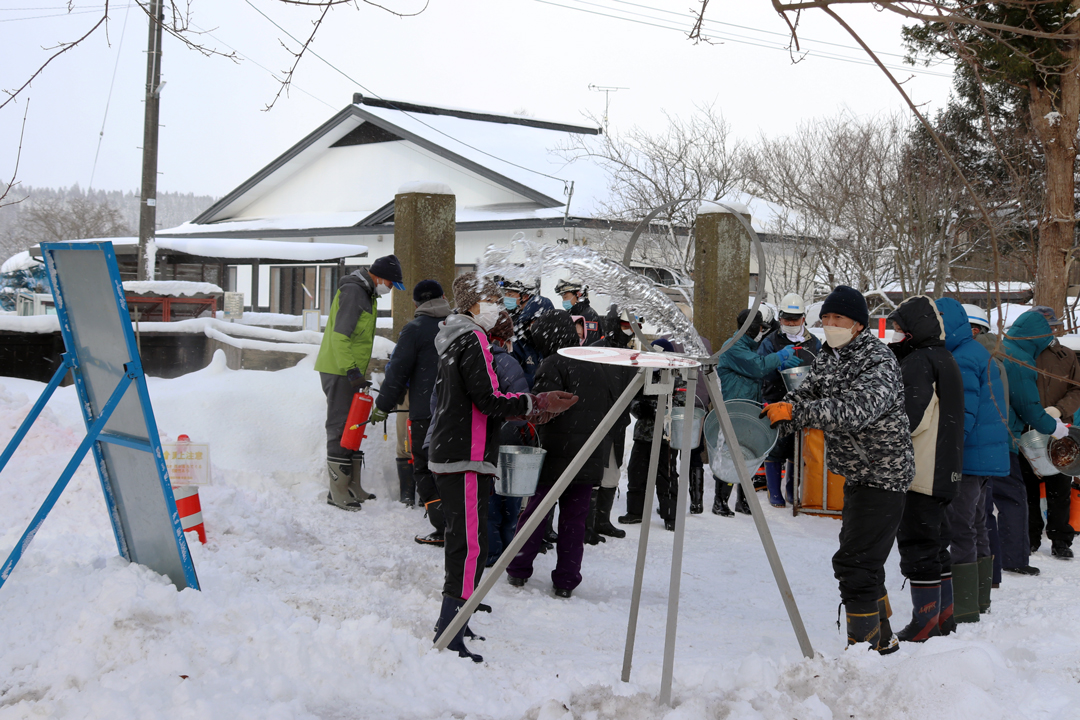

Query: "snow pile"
left=697, top=200, right=750, bottom=216
left=0, top=251, right=42, bottom=274
left=3, top=361, right=1080, bottom=718
left=123, top=280, right=223, bottom=297
left=397, top=181, right=454, bottom=196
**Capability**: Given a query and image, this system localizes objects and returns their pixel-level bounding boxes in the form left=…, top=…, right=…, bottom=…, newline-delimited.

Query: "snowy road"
left=2, top=355, right=1079, bottom=720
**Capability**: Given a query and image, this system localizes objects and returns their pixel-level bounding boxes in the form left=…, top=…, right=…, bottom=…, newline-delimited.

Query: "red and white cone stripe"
left=172, top=484, right=206, bottom=544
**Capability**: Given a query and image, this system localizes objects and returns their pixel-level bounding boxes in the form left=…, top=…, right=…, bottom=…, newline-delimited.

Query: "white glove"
left=1052, top=419, right=1070, bottom=439
left=1046, top=406, right=1062, bottom=419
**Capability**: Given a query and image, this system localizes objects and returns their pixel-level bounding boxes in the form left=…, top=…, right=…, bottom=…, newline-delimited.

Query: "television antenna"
left=588, top=84, right=629, bottom=132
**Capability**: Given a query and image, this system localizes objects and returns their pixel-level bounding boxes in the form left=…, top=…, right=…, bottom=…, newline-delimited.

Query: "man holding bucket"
left=762, top=285, right=913, bottom=655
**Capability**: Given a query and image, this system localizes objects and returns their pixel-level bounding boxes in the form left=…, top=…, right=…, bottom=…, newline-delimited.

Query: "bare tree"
left=3, top=197, right=131, bottom=259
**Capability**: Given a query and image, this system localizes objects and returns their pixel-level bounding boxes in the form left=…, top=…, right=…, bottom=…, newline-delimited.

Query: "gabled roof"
left=182, top=96, right=608, bottom=233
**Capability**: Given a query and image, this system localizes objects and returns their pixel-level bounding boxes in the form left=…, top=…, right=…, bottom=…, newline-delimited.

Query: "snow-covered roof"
left=1, top=250, right=43, bottom=274
left=123, top=281, right=223, bottom=297
left=27, top=236, right=368, bottom=262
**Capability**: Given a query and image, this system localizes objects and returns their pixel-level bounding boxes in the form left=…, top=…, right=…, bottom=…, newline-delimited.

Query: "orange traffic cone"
left=172, top=484, right=206, bottom=544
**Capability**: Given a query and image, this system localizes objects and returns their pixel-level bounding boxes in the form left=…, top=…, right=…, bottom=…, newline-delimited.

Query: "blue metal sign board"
left=0, top=242, right=199, bottom=591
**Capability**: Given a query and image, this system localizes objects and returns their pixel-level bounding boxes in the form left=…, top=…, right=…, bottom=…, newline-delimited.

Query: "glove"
left=1046, top=406, right=1063, bottom=419
left=780, top=354, right=802, bottom=370
left=534, top=391, right=579, bottom=415
left=759, top=402, right=793, bottom=427
left=370, top=407, right=389, bottom=424
left=346, top=368, right=369, bottom=390
left=1052, top=419, right=1070, bottom=439
left=776, top=346, right=798, bottom=369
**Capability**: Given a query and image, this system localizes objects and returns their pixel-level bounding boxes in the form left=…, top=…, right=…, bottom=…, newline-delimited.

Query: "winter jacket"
left=314, top=269, right=377, bottom=376
left=375, top=297, right=451, bottom=419
left=976, top=332, right=1011, bottom=421
left=782, top=328, right=914, bottom=493
left=510, top=295, right=554, bottom=389
left=758, top=328, right=822, bottom=404
left=1036, top=340, right=1080, bottom=423
left=530, top=311, right=619, bottom=486
left=490, top=342, right=531, bottom=428
left=887, top=296, right=964, bottom=499
left=716, top=331, right=782, bottom=403
left=631, top=377, right=686, bottom=443
left=427, top=314, right=534, bottom=476
left=936, top=298, right=1010, bottom=477
left=567, top=298, right=601, bottom=324
left=1000, top=311, right=1058, bottom=447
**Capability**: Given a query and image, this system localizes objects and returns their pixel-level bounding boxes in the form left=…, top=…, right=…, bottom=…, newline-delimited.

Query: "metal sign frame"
left=0, top=242, right=199, bottom=592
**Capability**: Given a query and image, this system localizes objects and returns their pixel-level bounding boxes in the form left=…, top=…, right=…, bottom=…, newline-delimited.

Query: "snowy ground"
left=2, top=355, right=1080, bottom=720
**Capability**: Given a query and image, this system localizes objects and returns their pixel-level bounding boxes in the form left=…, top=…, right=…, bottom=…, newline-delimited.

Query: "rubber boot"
left=784, top=460, right=795, bottom=505
left=433, top=595, right=483, bottom=663
left=596, top=486, right=626, bottom=538
left=896, top=582, right=942, bottom=642
left=845, top=600, right=882, bottom=650
left=938, top=572, right=956, bottom=636
left=689, top=467, right=704, bottom=515
left=977, top=555, right=993, bottom=614
left=396, top=457, right=415, bottom=506
left=712, top=478, right=733, bottom=517
left=953, top=562, right=980, bottom=623
left=734, top=483, right=751, bottom=515
left=764, top=461, right=786, bottom=508
left=349, top=453, right=376, bottom=501
left=877, top=593, right=899, bottom=655
left=326, top=456, right=362, bottom=511
left=584, top=489, right=605, bottom=545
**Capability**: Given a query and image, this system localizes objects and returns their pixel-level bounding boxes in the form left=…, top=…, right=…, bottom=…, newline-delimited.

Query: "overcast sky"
left=1, top=0, right=956, bottom=203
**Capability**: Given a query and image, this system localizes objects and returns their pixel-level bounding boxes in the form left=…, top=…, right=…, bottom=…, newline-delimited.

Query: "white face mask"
left=782, top=323, right=805, bottom=340
left=754, top=330, right=766, bottom=342
left=823, top=324, right=856, bottom=349
left=375, top=283, right=391, bottom=296
left=473, top=302, right=501, bottom=331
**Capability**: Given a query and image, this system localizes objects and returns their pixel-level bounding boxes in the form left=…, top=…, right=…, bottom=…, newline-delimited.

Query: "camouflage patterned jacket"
left=781, top=329, right=914, bottom=493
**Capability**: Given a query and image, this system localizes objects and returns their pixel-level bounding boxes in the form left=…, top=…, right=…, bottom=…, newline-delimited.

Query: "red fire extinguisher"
left=341, top=391, right=374, bottom=451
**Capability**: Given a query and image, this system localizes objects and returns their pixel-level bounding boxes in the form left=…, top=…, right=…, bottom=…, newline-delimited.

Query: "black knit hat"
left=820, top=285, right=869, bottom=328
left=369, top=254, right=405, bottom=290
left=412, top=279, right=443, bottom=303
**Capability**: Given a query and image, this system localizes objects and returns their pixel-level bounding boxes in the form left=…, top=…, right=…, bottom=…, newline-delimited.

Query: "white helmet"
left=962, top=303, right=991, bottom=331
left=779, top=293, right=805, bottom=318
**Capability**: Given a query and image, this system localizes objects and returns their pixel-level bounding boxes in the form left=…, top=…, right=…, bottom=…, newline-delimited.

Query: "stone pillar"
left=391, top=183, right=457, bottom=341
left=694, top=202, right=751, bottom=353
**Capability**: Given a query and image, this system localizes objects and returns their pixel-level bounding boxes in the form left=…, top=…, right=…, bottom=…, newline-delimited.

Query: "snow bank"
left=397, top=181, right=454, bottom=196
left=1, top=250, right=42, bottom=274
left=3, top=364, right=1080, bottom=719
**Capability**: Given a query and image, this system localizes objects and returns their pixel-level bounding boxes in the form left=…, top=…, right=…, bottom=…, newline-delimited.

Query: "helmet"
left=554, top=278, right=583, bottom=295
left=498, top=278, right=528, bottom=294
left=778, top=293, right=805, bottom=319
left=962, top=303, right=991, bottom=331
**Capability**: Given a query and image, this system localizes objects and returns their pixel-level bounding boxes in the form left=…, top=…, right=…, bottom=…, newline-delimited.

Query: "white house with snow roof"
left=158, top=95, right=781, bottom=314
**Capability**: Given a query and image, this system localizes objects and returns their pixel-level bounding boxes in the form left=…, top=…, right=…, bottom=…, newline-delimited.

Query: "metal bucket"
left=669, top=407, right=707, bottom=450
left=779, top=366, right=811, bottom=392
left=1018, top=429, right=1057, bottom=477
left=703, top=400, right=779, bottom=481
left=496, top=446, right=546, bottom=497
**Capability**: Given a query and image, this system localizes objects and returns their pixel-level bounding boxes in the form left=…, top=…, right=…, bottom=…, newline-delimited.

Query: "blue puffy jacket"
left=936, top=298, right=1011, bottom=476
left=1000, top=311, right=1058, bottom=448
left=716, top=331, right=782, bottom=403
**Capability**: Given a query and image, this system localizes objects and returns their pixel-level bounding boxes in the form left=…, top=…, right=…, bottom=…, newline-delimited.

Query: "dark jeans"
left=487, top=487, right=521, bottom=564
left=507, top=482, right=592, bottom=591
left=438, top=471, right=490, bottom=600
left=897, top=491, right=951, bottom=582
left=994, top=454, right=1032, bottom=569
left=320, top=372, right=358, bottom=458
left=625, top=439, right=675, bottom=520
left=1020, top=460, right=1076, bottom=550
left=947, top=475, right=985, bottom=565
left=411, top=418, right=443, bottom=533
left=833, top=484, right=906, bottom=606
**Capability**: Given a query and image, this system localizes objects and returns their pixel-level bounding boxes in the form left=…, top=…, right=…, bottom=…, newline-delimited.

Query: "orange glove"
left=760, top=402, right=793, bottom=427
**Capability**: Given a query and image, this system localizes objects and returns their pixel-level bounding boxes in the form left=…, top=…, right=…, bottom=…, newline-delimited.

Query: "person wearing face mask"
left=886, top=296, right=965, bottom=643
left=555, top=278, right=601, bottom=324
left=715, top=308, right=800, bottom=514
left=427, top=272, right=578, bottom=662
left=763, top=285, right=913, bottom=655
left=500, top=279, right=553, bottom=389
left=758, top=293, right=822, bottom=507
left=315, top=254, right=405, bottom=511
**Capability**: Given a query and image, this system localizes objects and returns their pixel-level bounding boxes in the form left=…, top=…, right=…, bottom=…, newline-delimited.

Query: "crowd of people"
left=314, top=254, right=1079, bottom=662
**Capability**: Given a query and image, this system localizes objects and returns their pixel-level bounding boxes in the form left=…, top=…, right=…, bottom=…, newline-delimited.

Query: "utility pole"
left=588, top=84, right=628, bottom=133
left=137, top=0, right=164, bottom=281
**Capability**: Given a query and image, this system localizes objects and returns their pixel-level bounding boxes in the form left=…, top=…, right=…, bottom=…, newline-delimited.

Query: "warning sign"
left=162, top=442, right=212, bottom=486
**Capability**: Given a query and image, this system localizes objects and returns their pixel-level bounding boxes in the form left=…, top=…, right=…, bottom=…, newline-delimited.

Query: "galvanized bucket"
left=703, top=400, right=778, bottom=480
left=669, top=407, right=707, bottom=450
left=496, top=446, right=546, bottom=497
left=1018, top=429, right=1057, bottom=477
left=779, top=366, right=811, bottom=393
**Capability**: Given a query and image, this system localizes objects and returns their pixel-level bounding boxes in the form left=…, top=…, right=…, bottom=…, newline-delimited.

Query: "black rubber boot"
left=396, top=457, right=415, bottom=506
left=897, top=582, right=942, bottom=642
left=712, top=478, right=733, bottom=517
left=326, top=456, right=363, bottom=511
left=764, top=461, right=785, bottom=508
left=734, top=484, right=751, bottom=515
left=846, top=600, right=882, bottom=650
left=689, top=467, right=704, bottom=515
left=585, top=489, right=605, bottom=545
left=939, top=572, right=956, bottom=636
left=596, top=486, right=626, bottom=538
left=877, top=593, right=899, bottom=655
left=433, top=595, right=483, bottom=663
left=415, top=531, right=444, bottom=546
left=349, top=453, right=376, bottom=501
left=977, top=555, right=993, bottom=614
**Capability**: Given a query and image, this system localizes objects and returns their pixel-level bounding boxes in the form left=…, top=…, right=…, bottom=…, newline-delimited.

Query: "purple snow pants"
left=507, top=482, right=593, bottom=592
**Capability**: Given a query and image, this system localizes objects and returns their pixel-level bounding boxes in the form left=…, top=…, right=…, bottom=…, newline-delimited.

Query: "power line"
left=89, top=0, right=134, bottom=191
